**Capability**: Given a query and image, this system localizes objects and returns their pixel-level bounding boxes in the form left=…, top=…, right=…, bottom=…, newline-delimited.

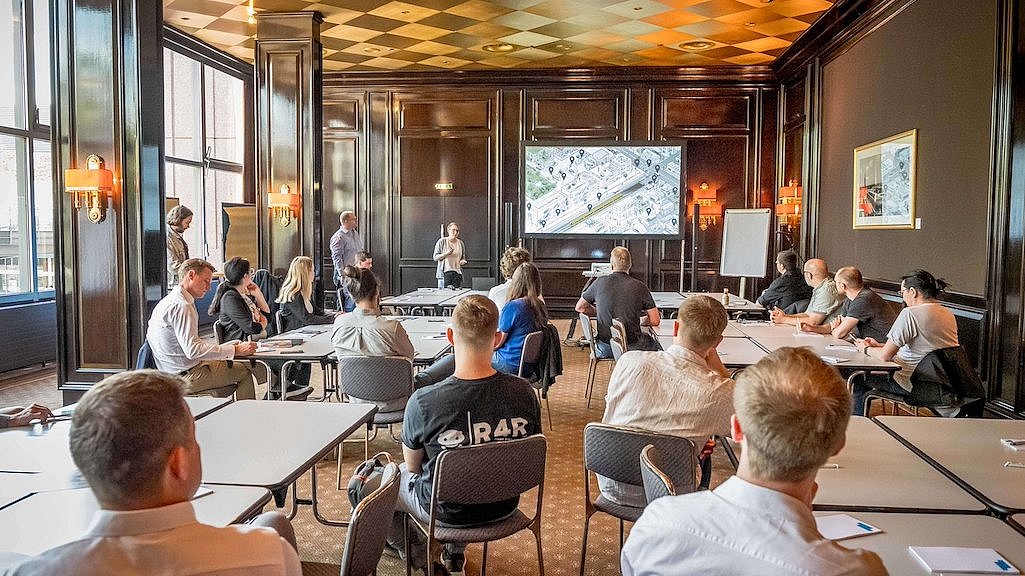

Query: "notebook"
left=908, top=547, right=1019, bottom=574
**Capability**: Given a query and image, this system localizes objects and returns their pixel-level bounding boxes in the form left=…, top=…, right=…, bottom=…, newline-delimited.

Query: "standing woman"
left=166, top=205, right=193, bottom=285
left=433, top=222, right=467, bottom=288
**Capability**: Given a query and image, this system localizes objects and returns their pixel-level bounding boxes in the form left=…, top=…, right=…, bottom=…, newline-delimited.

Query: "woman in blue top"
left=492, top=262, right=547, bottom=375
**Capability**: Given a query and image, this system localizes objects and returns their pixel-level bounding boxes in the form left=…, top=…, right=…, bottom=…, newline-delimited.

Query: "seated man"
left=854, top=270, right=960, bottom=416
left=600, top=295, right=734, bottom=507
left=621, top=347, right=887, bottom=576
left=338, top=250, right=374, bottom=313
left=8, top=370, right=301, bottom=575
left=757, top=250, right=813, bottom=311
left=391, top=295, right=542, bottom=575
left=575, top=247, right=660, bottom=358
left=147, top=258, right=257, bottom=399
left=488, top=246, right=531, bottom=313
left=801, top=266, right=896, bottom=342
left=0, top=404, right=52, bottom=428
left=770, top=258, right=845, bottom=328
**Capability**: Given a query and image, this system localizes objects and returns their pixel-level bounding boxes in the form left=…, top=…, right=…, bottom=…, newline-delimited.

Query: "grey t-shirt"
left=807, top=279, right=845, bottom=323
left=841, top=288, right=897, bottom=342
left=887, top=303, right=959, bottom=390
left=581, top=271, right=657, bottom=346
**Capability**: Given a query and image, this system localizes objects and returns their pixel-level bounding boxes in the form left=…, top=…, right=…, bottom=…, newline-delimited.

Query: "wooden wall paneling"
left=321, top=89, right=365, bottom=290
left=500, top=90, right=523, bottom=249
left=53, top=0, right=165, bottom=396
left=369, top=91, right=393, bottom=292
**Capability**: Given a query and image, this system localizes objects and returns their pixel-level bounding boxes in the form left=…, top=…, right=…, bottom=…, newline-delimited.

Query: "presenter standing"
left=433, top=222, right=467, bottom=288
left=165, top=205, right=193, bottom=285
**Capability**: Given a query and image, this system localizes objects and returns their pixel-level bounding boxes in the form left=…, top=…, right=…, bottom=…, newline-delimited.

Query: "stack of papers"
left=909, top=547, right=1019, bottom=574
left=815, top=514, right=881, bottom=540
left=819, top=356, right=849, bottom=364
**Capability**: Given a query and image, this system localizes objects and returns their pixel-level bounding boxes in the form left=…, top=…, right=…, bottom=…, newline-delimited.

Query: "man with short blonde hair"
left=576, top=246, right=659, bottom=357
left=610, top=246, right=631, bottom=271
left=622, top=348, right=886, bottom=575
left=600, top=295, right=733, bottom=507
left=9, top=370, right=301, bottom=575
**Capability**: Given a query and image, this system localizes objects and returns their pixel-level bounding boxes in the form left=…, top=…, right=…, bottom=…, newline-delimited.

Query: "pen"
left=820, top=463, right=840, bottom=469
left=1003, top=461, right=1025, bottom=468
left=1002, top=439, right=1025, bottom=446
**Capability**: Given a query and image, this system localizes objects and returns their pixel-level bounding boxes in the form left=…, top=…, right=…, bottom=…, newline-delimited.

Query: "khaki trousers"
left=181, top=361, right=256, bottom=400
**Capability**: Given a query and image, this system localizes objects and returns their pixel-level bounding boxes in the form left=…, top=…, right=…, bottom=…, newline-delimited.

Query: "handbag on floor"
left=347, top=451, right=393, bottom=509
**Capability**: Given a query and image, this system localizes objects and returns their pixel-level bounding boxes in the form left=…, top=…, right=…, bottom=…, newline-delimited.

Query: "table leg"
left=309, top=453, right=350, bottom=527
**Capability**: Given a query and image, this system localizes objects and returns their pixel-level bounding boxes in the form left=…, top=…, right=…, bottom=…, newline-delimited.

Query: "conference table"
left=812, top=512, right=1025, bottom=574
left=876, top=416, right=1025, bottom=515
left=437, top=289, right=490, bottom=311
left=650, top=319, right=747, bottom=338
left=0, top=484, right=271, bottom=557
left=380, top=287, right=468, bottom=314
left=195, top=400, right=376, bottom=526
left=734, top=321, right=900, bottom=374
left=654, top=333, right=768, bottom=368
left=650, top=291, right=765, bottom=316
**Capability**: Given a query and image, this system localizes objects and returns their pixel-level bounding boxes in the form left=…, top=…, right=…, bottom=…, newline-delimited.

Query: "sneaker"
left=442, top=550, right=465, bottom=575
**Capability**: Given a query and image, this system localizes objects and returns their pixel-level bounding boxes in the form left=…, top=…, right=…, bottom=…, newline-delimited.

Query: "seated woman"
left=330, top=267, right=415, bottom=411
left=209, top=257, right=311, bottom=400
left=854, top=269, right=959, bottom=415
left=277, top=256, right=337, bottom=332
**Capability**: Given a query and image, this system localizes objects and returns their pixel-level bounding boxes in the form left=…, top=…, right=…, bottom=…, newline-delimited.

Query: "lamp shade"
left=688, top=202, right=723, bottom=217
left=64, top=167, right=113, bottom=191
left=775, top=202, right=801, bottom=216
left=779, top=184, right=802, bottom=200
left=267, top=187, right=301, bottom=209
left=693, top=186, right=717, bottom=202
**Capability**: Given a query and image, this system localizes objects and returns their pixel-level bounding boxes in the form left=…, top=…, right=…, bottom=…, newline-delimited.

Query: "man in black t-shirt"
left=576, top=246, right=660, bottom=358
left=801, top=266, right=897, bottom=342
left=756, top=250, right=814, bottom=311
left=390, top=295, right=541, bottom=575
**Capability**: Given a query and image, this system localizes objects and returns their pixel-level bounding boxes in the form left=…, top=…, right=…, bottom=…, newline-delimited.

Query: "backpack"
left=347, top=452, right=393, bottom=509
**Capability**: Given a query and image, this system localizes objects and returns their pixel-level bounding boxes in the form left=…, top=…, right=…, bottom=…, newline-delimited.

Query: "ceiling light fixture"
left=680, top=41, right=714, bottom=50
left=247, top=0, right=255, bottom=24
left=363, top=47, right=382, bottom=53
left=482, top=43, right=515, bottom=53
left=744, top=22, right=756, bottom=27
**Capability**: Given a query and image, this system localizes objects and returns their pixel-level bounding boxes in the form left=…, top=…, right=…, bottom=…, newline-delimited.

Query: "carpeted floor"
left=0, top=319, right=738, bottom=576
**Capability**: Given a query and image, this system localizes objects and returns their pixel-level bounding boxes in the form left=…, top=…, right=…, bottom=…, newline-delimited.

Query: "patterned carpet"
left=0, top=319, right=738, bottom=576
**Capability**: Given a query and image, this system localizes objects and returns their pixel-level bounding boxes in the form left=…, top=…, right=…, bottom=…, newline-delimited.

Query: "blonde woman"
left=277, top=256, right=337, bottom=333
left=432, top=222, right=468, bottom=288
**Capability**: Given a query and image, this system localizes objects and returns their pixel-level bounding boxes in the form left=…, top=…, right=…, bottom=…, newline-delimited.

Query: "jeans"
left=387, top=464, right=467, bottom=569
left=443, top=271, right=463, bottom=289
left=851, top=373, right=910, bottom=416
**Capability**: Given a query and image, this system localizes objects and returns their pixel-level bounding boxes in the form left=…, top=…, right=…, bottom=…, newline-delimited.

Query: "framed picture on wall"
left=852, top=129, right=917, bottom=229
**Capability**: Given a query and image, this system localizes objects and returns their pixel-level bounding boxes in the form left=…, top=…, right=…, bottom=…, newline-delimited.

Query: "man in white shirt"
left=599, top=295, right=734, bottom=507
left=487, top=246, right=531, bottom=312
left=330, top=211, right=363, bottom=287
left=7, top=370, right=302, bottom=576
left=147, top=259, right=257, bottom=399
left=622, top=347, right=887, bottom=576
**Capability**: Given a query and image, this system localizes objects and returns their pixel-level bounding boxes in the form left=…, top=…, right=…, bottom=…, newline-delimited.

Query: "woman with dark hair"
left=854, top=269, right=959, bottom=415
left=166, top=204, right=193, bottom=285
left=210, top=257, right=310, bottom=400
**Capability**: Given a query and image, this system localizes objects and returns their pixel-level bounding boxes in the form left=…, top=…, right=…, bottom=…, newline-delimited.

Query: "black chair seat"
left=408, top=507, right=533, bottom=544
left=373, top=409, right=405, bottom=425
left=593, top=494, right=643, bottom=522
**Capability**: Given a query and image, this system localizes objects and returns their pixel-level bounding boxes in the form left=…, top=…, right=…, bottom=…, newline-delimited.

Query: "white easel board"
left=719, top=208, right=772, bottom=278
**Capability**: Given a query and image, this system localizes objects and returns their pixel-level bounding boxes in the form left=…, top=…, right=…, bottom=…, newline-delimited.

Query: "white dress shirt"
left=621, top=476, right=887, bottom=576
left=147, top=286, right=236, bottom=373
left=7, top=501, right=302, bottom=576
left=330, top=226, right=363, bottom=272
left=599, top=345, right=734, bottom=507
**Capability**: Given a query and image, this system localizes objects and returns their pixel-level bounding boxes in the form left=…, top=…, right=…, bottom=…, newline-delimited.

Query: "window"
left=163, top=48, right=248, bottom=271
left=0, top=0, right=52, bottom=303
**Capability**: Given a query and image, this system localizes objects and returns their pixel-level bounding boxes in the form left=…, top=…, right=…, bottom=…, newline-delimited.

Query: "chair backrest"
left=583, top=422, right=698, bottom=494
left=578, top=313, right=598, bottom=354
left=136, top=341, right=157, bottom=370
left=610, top=336, right=625, bottom=361
left=432, top=435, right=547, bottom=508
left=910, top=345, right=986, bottom=412
left=336, top=356, right=414, bottom=403
left=274, top=310, right=286, bottom=335
left=213, top=320, right=227, bottom=344
left=339, top=462, right=401, bottom=576
left=517, top=331, right=545, bottom=378
left=472, top=276, right=498, bottom=291
left=611, top=318, right=629, bottom=351
left=639, top=444, right=675, bottom=504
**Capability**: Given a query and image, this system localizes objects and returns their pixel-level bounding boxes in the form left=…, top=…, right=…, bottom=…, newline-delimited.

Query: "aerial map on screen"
left=522, top=144, right=682, bottom=237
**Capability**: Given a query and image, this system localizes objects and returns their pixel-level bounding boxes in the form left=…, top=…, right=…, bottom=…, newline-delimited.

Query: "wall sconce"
left=267, top=184, right=301, bottom=227
left=64, top=154, right=114, bottom=224
left=687, top=181, right=723, bottom=230
left=776, top=179, right=803, bottom=226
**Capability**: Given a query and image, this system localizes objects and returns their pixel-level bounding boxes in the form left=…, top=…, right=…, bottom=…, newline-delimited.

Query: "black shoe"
left=442, top=550, right=465, bottom=575
left=382, top=542, right=406, bottom=560
left=421, top=562, right=450, bottom=576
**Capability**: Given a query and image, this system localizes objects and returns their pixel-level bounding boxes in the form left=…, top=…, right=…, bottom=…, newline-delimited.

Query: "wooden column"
left=53, top=0, right=166, bottom=400
left=255, top=13, right=323, bottom=276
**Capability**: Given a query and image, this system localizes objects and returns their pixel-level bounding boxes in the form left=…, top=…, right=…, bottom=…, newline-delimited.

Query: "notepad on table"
left=815, top=514, right=881, bottom=541
left=908, top=546, right=1019, bottom=574
left=819, top=356, right=849, bottom=364
left=257, top=339, right=302, bottom=350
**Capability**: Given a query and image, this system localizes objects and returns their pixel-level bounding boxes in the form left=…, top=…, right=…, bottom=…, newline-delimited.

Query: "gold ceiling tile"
left=321, top=37, right=358, bottom=51
left=404, top=40, right=462, bottom=55
left=565, top=29, right=627, bottom=47
left=381, top=49, right=429, bottom=61
left=344, top=13, right=408, bottom=32
left=477, top=54, right=531, bottom=67
left=699, top=44, right=749, bottom=59
left=767, top=0, right=834, bottom=18
left=749, top=17, right=808, bottom=36
left=733, top=35, right=790, bottom=52
left=165, top=23, right=202, bottom=34
left=369, top=33, right=424, bottom=48
left=215, top=5, right=254, bottom=23
left=252, top=0, right=317, bottom=11
left=240, top=38, right=256, bottom=48
left=459, top=21, right=520, bottom=39
left=636, top=28, right=693, bottom=46
left=633, top=44, right=686, bottom=60
left=528, top=20, right=589, bottom=38
left=307, top=4, right=363, bottom=23
left=569, top=46, right=623, bottom=61
left=491, top=10, right=557, bottom=31
left=165, top=11, right=219, bottom=29
left=603, top=38, right=659, bottom=52
left=654, top=0, right=710, bottom=7
left=390, top=22, right=452, bottom=40
left=164, top=0, right=236, bottom=18
left=320, top=24, right=384, bottom=42
left=733, top=0, right=775, bottom=5
left=507, top=47, right=558, bottom=60
left=793, top=9, right=827, bottom=24
left=602, top=0, right=673, bottom=20
left=192, top=28, right=251, bottom=48
left=418, top=54, right=472, bottom=67
left=564, top=10, right=628, bottom=28
left=675, top=18, right=740, bottom=37
left=724, top=51, right=775, bottom=65
left=715, top=7, right=786, bottom=26
left=448, top=48, right=492, bottom=61
left=489, top=0, right=547, bottom=9
left=324, top=50, right=374, bottom=63
left=446, top=0, right=515, bottom=20
left=418, top=12, right=481, bottom=30
left=534, top=39, right=582, bottom=53
left=672, top=51, right=723, bottom=65
left=604, top=19, right=663, bottom=38
left=687, top=0, right=756, bottom=18
left=705, top=27, right=765, bottom=44
left=361, top=55, right=415, bottom=69
left=498, top=30, right=560, bottom=47
left=321, top=0, right=389, bottom=10
left=641, top=10, right=707, bottom=28
left=226, top=46, right=256, bottom=60
left=404, top=0, right=472, bottom=9
left=322, top=60, right=356, bottom=70
left=523, top=0, right=592, bottom=21
left=433, top=31, right=484, bottom=48
left=340, top=41, right=398, bottom=56
left=368, top=1, right=440, bottom=22
left=204, top=17, right=258, bottom=37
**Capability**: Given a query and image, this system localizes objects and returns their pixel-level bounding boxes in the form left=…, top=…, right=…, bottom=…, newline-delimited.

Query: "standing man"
left=757, top=250, right=813, bottom=311
left=330, top=210, right=363, bottom=287
left=770, top=258, right=845, bottom=328
left=621, top=348, right=886, bottom=575
left=575, top=247, right=660, bottom=357
left=801, top=266, right=896, bottom=342
left=147, top=258, right=257, bottom=399
left=7, top=370, right=301, bottom=575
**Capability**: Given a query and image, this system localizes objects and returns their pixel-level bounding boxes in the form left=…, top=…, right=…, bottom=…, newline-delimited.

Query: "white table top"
left=438, top=290, right=490, bottom=308
left=812, top=512, right=1025, bottom=575
left=681, top=291, right=764, bottom=312
left=0, top=485, right=271, bottom=556
left=381, top=288, right=468, bottom=308
left=815, top=417, right=985, bottom=512
left=736, top=322, right=899, bottom=371
left=654, top=334, right=767, bottom=367
left=876, top=417, right=1025, bottom=514
left=196, top=400, right=376, bottom=489
left=184, top=396, right=232, bottom=419
left=250, top=324, right=335, bottom=361
left=650, top=291, right=685, bottom=310
left=0, top=421, right=76, bottom=477
left=650, top=320, right=746, bottom=338
left=392, top=316, right=451, bottom=334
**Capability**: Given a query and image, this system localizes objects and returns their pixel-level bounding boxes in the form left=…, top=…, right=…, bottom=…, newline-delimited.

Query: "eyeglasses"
left=802, top=270, right=813, bottom=276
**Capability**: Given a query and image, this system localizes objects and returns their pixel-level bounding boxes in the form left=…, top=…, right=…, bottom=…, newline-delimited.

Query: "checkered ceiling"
left=164, top=0, right=834, bottom=71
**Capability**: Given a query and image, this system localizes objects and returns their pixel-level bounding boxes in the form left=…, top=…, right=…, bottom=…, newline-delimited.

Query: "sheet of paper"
left=815, top=514, right=881, bottom=541
left=819, top=356, right=849, bottom=364
left=908, top=547, right=1019, bottom=574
